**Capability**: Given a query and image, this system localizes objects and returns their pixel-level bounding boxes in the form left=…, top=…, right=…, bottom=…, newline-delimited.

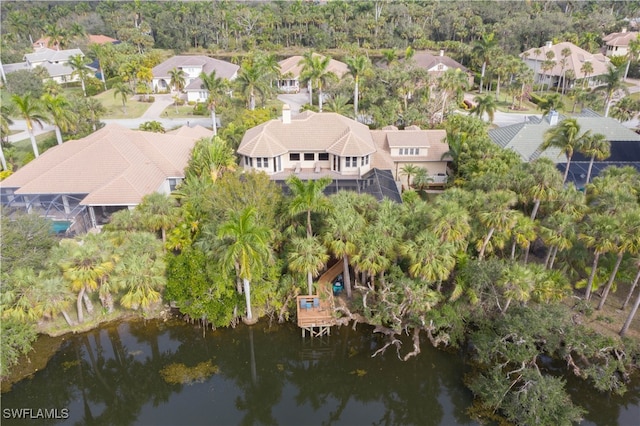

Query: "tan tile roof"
left=237, top=111, right=376, bottom=158
left=411, top=51, right=470, bottom=73
left=603, top=31, right=639, bottom=47
left=2, top=123, right=210, bottom=206
left=521, top=42, right=611, bottom=79
left=152, top=55, right=239, bottom=80
left=278, top=55, right=348, bottom=79
left=370, top=129, right=449, bottom=161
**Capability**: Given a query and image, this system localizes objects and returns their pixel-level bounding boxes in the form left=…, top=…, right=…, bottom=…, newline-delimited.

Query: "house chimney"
left=282, top=104, right=291, bottom=124
left=622, top=28, right=627, bottom=33
left=439, top=49, right=444, bottom=57
left=548, top=110, right=559, bottom=126
left=545, top=41, right=553, bottom=48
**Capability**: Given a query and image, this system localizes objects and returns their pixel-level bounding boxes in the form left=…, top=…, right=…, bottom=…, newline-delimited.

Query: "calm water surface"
left=2, top=319, right=639, bottom=425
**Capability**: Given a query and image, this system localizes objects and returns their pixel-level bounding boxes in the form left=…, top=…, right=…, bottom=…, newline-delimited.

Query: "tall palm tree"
left=579, top=132, right=610, bottom=186
left=438, top=68, right=470, bottom=123
left=578, top=214, right=618, bottom=301
left=428, top=198, right=472, bottom=253
left=288, top=236, right=329, bottom=295
left=345, top=55, right=371, bottom=117
left=624, top=34, right=640, bottom=80
left=538, top=93, right=564, bottom=120
left=298, top=51, right=316, bottom=105
left=610, top=96, right=640, bottom=123
left=472, top=32, right=497, bottom=93
left=541, top=118, right=588, bottom=184
left=168, top=67, right=187, bottom=93
left=477, top=190, right=518, bottom=260
left=471, top=94, right=498, bottom=123
left=556, top=47, right=572, bottom=93
left=620, top=279, right=640, bottom=336
left=286, top=175, right=333, bottom=238
left=68, top=54, right=93, bottom=97
left=199, top=70, right=228, bottom=135
left=499, top=263, right=535, bottom=313
left=11, top=93, right=47, bottom=158
left=113, top=82, right=133, bottom=114
left=601, top=64, right=628, bottom=117
left=41, top=93, right=77, bottom=145
left=300, top=53, right=337, bottom=112
left=597, top=210, right=640, bottom=310
left=400, top=163, right=419, bottom=189
left=401, top=230, right=456, bottom=292
left=136, top=66, right=153, bottom=101
left=323, top=192, right=365, bottom=298
left=580, top=60, right=594, bottom=88
left=323, top=94, right=352, bottom=116
left=117, top=253, right=166, bottom=312
left=236, top=59, right=269, bottom=111
left=0, top=103, right=14, bottom=170
left=218, top=207, right=272, bottom=322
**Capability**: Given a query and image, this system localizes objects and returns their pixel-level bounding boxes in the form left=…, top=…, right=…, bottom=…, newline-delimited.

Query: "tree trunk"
left=29, top=130, right=40, bottom=158
left=306, top=209, right=312, bottom=238
left=503, top=297, right=512, bottom=313
left=585, top=155, right=596, bottom=186
left=343, top=254, right=352, bottom=299
left=211, top=109, right=217, bottom=136
left=61, top=309, right=75, bottom=326
left=307, top=271, right=313, bottom=295
left=308, top=80, right=313, bottom=105
left=83, top=289, right=94, bottom=314
left=523, top=243, right=531, bottom=264
left=544, top=246, right=554, bottom=268
left=81, top=79, right=87, bottom=97
left=55, top=126, right=63, bottom=145
left=622, top=269, right=640, bottom=310
left=0, top=146, right=7, bottom=171
left=77, top=287, right=85, bottom=323
left=549, top=246, right=559, bottom=270
left=479, top=62, right=486, bottom=93
left=597, top=252, right=624, bottom=310
left=620, top=286, right=640, bottom=337
left=511, top=240, right=517, bottom=260
left=319, top=86, right=324, bottom=112
left=478, top=227, right=495, bottom=260
left=243, top=278, right=253, bottom=321
left=353, top=79, right=359, bottom=117
left=530, top=199, right=541, bottom=220
left=585, top=251, right=600, bottom=301
left=562, top=152, right=573, bottom=184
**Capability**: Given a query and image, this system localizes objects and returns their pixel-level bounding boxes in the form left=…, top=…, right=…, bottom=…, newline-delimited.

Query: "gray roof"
left=152, top=55, right=239, bottom=80
left=489, top=111, right=640, bottom=163
left=24, top=48, right=84, bottom=64
left=2, top=62, right=30, bottom=74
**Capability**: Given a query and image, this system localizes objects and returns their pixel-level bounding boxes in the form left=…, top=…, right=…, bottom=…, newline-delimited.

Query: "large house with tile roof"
left=520, top=41, right=611, bottom=89
left=410, top=50, right=474, bottom=86
left=488, top=109, right=640, bottom=187
left=237, top=107, right=449, bottom=200
left=603, top=29, right=639, bottom=58
left=276, top=54, right=348, bottom=93
left=1, top=123, right=211, bottom=233
left=151, top=55, right=239, bottom=103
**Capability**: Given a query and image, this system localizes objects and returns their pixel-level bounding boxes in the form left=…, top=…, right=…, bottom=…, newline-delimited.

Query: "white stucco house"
left=1, top=48, right=93, bottom=84
left=151, top=55, right=239, bottom=103
left=276, top=54, right=348, bottom=93
left=602, top=29, right=639, bottom=58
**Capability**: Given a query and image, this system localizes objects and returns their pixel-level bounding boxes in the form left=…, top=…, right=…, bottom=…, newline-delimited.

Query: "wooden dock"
left=296, top=261, right=344, bottom=338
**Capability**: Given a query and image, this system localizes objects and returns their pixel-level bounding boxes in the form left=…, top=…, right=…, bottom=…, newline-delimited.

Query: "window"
left=169, top=178, right=180, bottom=191
left=399, top=148, right=419, bottom=156
left=304, top=153, right=315, bottom=161
left=290, top=153, right=300, bottom=161
left=345, top=156, right=358, bottom=167
left=318, top=153, right=329, bottom=161
left=256, top=157, right=268, bottom=168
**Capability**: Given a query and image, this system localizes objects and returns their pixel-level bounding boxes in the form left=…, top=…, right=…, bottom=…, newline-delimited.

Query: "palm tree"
left=509, top=212, right=536, bottom=263
left=610, top=96, right=640, bottom=123
left=556, top=47, right=572, bottom=93
left=68, top=54, right=93, bottom=97
left=84, top=97, right=105, bottom=132
left=622, top=257, right=640, bottom=310
left=401, top=230, right=456, bottom=292
left=113, top=82, right=133, bottom=114
left=438, top=68, right=470, bottom=123
left=472, top=32, right=497, bottom=93
left=136, top=66, right=153, bottom=101
left=298, top=51, right=316, bottom=105
left=381, top=49, right=398, bottom=66
left=323, top=192, right=365, bottom=298
left=323, top=94, right=352, bottom=116
left=218, top=207, right=272, bottom=322
left=578, top=214, right=618, bottom=301
left=620, top=280, right=640, bottom=336
left=413, top=168, right=434, bottom=191
left=624, top=34, right=640, bottom=80
left=428, top=197, right=472, bottom=253
left=400, top=163, right=419, bottom=189
left=199, top=70, right=228, bottom=135
left=522, top=158, right=563, bottom=221
left=1, top=103, right=14, bottom=170
left=117, top=253, right=166, bottom=312
left=288, top=236, right=329, bottom=295
left=601, top=64, right=628, bottom=117
left=597, top=210, right=640, bottom=310
left=580, top=60, right=594, bottom=88
left=11, top=93, right=47, bottom=158
left=136, top=192, right=179, bottom=244
left=168, top=67, right=187, bottom=93
left=41, top=93, right=77, bottom=145
left=541, top=118, right=588, bottom=184
left=499, top=263, right=535, bottom=313
left=477, top=190, right=518, bottom=260
left=236, top=59, right=269, bottom=111
left=579, top=133, right=610, bottom=186
left=345, top=55, right=371, bottom=117
left=471, top=94, right=498, bottom=123
left=286, top=175, right=333, bottom=238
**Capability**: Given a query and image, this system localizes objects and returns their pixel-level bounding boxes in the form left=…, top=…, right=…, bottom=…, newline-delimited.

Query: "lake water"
left=2, top=319, right=639, bottom=425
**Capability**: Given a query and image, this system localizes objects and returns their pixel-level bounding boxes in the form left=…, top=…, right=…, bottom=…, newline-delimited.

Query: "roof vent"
left=548, top=110, right=559, bottom=126
left=545, top=41, right=553, bottom=48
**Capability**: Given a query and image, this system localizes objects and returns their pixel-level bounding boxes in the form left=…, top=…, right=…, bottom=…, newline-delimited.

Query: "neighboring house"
left=276, top=54, right=348, bottom=93
left=32, top=34, right=119, bottom=50
left=0, top=123, right=211, bottom=233
left=520, top=41, right=610, bottom=89
left=237, top=106, right=449, bottom=201
left=410, top=50, right=474, bottom=86
left=2, top=48, right=94, bottom=84
left=602, top=28, right=639, bottom=57
left=151, top=55, right=239, bottom=103
left=488, top=109, right=640, bottom=188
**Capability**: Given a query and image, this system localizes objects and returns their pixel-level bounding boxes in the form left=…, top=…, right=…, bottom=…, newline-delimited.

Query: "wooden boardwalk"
left=296, top=261, right=344, bottom=338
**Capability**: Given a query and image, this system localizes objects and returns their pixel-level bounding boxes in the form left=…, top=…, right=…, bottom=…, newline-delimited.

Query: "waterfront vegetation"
left=2, top=1, right=640, bottom=423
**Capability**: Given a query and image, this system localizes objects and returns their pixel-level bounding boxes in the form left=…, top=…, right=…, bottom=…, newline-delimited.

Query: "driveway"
left=278, top=91, right=309, bottom=114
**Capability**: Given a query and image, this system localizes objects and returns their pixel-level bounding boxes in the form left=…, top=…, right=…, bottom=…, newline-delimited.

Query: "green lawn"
left=7, top=131, right=57, bottom=167
left=93, top=89, right=153, bottom=119
left=160, top=104, right=203, bottom=119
